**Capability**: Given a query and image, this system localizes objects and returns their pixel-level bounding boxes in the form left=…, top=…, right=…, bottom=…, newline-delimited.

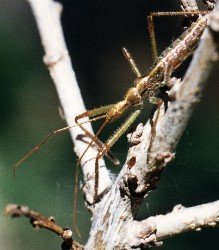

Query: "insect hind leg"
left=147, top=10, right=208, bottom=62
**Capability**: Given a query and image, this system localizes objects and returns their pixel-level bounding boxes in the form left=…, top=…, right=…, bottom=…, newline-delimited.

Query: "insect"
left=13, top=7, right=210, bottom=237
left=70, top=10, right=210, bottom=236
left=75, top=12, right=209, bottom=201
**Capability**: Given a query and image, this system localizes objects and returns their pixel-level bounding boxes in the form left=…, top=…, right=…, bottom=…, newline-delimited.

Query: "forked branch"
left=6, top=0, right=219, bottom=249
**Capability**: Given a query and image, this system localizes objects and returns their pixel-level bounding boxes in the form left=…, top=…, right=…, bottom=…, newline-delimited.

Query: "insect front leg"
left=75, top=104, right=120, bottom=165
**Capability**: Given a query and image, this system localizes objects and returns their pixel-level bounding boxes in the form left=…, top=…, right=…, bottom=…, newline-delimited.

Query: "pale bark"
left=27, top=0, right=112, bottom=204
left=125, top=201, right=219, bottom=247
left=6, top=0, right=219, bottom=249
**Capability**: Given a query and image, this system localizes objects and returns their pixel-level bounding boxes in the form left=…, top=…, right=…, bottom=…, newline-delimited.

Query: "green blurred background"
left=0, top=0, right=218, bottom=249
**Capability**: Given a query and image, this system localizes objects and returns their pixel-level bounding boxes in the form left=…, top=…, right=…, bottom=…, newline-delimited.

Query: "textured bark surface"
left=5, top=0, right=219, bottom=249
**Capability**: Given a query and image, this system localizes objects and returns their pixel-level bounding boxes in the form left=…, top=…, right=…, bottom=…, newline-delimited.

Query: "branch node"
left=120, top=211, right=129, bottom=221
left=172, top=204, right=185, bottom=211
left=209, top=10, right=219, bottom=32
left=4, top=204, right=29, bottom=217
left=127, top=156, right=136, bottom=169
left=127, top=123, right=144, bottom=145
left=63, top=228, right=73, bottom=240
left=155, top=151, right=175, bottom=163
left=208, top=221, right=217, bottom=227
left=43, top=52, right=64, bottom=67
left=53, top=1, right=63, bottom=16
left=136, top=224, right=156, bottom=240
left=30, top=218, right=40, bottom=230
left=203, top=0, right=216, bottom=10
left=48, top=216, right=56, bottom=223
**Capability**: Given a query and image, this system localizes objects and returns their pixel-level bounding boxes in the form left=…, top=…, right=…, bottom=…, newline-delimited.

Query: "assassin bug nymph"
left=13, top=4, right=211, bottom=237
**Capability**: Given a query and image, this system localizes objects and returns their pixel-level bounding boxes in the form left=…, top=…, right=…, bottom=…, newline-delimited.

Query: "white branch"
left=27, top=0, right=112, bottom=204
left=24, top=0, right=219, bottom=248
left=126, top=200, right=219, bottom=247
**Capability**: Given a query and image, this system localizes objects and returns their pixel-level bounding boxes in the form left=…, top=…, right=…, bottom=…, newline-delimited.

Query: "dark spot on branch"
left=49, top=216, right=56, bottom=223
left=127, top=156, right=136, bottom=169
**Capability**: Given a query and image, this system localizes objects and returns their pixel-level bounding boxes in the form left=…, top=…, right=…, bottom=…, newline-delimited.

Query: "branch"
left=4, top=204, right=84, bottom=250
left=27, top=0, right=112, bottom=204
left=8, top=0, right=218, bottom=248
left=126, top=200, right=219, bottom=247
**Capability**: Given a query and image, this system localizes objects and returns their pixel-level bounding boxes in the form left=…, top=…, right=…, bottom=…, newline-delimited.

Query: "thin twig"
left=4, top=204, right=84, bottom=250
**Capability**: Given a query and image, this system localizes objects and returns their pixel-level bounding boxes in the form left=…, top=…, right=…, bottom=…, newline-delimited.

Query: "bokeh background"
left=0, top=0, right=218, bottom=249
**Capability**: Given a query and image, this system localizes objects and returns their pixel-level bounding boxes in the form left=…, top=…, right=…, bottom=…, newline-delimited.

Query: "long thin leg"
left=147, top=10, right=208, bottom=62
left=122, top=47, right=142, bottom=78
left=13, top=117, right=105, bottom=177
left=94, top=109, right=141, bottom=201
